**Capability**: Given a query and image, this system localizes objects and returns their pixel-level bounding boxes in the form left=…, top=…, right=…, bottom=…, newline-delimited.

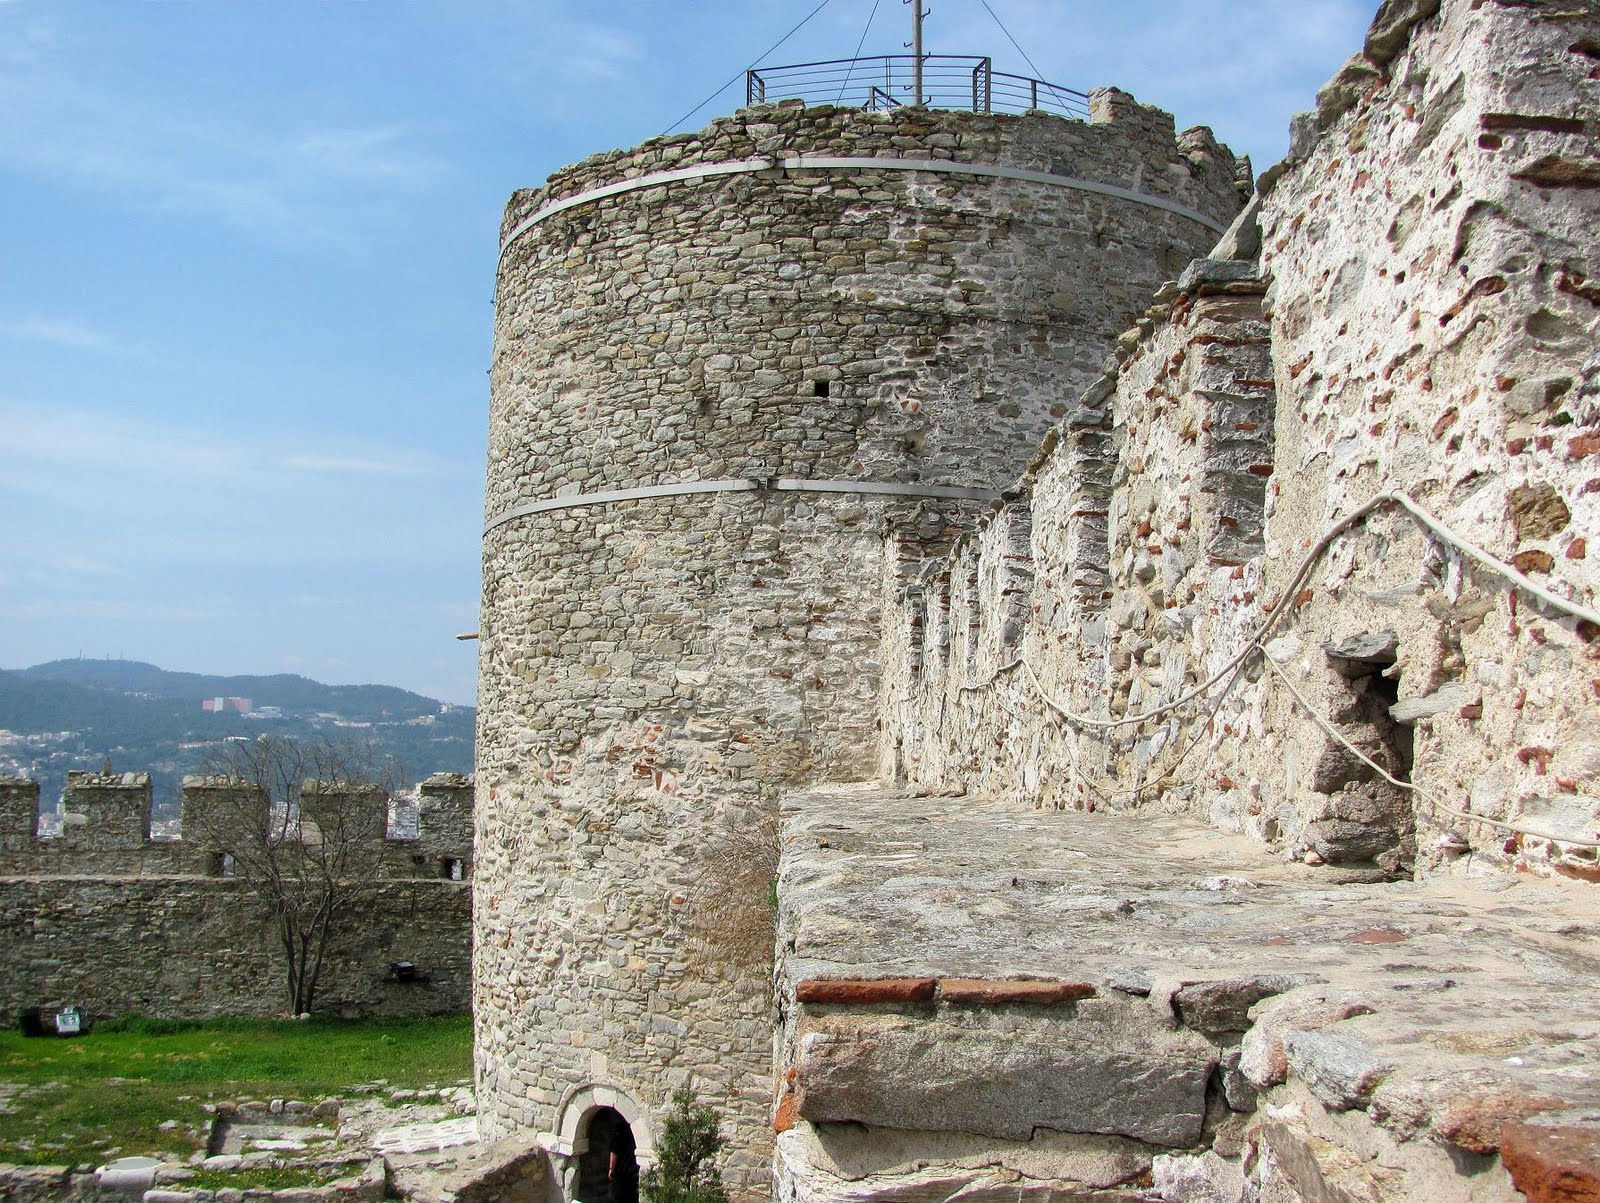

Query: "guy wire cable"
left=662, top=0, right=838, bottom=136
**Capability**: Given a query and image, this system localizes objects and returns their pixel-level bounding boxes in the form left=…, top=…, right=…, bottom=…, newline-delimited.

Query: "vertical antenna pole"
left=912, top=2, right=925, bottom=105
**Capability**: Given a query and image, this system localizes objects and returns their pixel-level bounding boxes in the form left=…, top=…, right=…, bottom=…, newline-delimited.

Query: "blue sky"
left=0, top=0, right=1373, bottom=706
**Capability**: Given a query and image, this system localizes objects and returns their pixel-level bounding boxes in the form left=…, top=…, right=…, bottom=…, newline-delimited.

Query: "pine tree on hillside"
left=641, top=1088, right=728, bottom=1203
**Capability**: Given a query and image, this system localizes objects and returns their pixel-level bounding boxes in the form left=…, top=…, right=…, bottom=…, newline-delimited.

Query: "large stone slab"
left=776, top=785, right=1600, bottom=1169
left=793, top=1012, right=1214, bottom=1147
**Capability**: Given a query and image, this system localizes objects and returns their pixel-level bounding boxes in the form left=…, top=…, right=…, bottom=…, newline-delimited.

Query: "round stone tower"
left=477, top=93, right=1243, bottom=1193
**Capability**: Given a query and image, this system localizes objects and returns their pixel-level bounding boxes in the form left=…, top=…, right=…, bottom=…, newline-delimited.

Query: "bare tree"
left=190, top=735, right=401, bottom=1015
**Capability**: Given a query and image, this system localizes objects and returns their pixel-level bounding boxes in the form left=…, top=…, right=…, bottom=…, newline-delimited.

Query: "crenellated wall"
left=882, top=265, right=1278, bottom=826
left=0, top=771, right=475, bottom=1020
left=807, top=5, right=1600, bottom=1200
left=467, top=4, right=1599, bottom=1201
left=881, top=0, right=1600, bottom=886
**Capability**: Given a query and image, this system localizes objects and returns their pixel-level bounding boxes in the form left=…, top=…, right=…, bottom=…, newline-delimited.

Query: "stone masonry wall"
left=881, top=269, right=1275, bottom=818
left=0, top=876, right=470, bottom=1022
left=881, top=0, right=1600, bottom=885
left=1252, top=0, right=1600, bottom=879
left=0, top=772, right=474, bottom=1020
left=858, top=4, right=1600, bottom=1198
left=477, top=97, right=1243, bottom=1194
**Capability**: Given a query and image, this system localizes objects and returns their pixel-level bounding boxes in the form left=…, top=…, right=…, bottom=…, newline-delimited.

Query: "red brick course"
left=795, top=978, right=937, bottom=1004
left=937, top=979, right=1096, bottom=1005
left=794, top=977, right=1096, bottom=1006
left=1501, top=1123, right=1600, bottom=1202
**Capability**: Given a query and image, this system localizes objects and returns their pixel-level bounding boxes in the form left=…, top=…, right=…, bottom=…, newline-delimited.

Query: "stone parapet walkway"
left=773, top=784, right=1600, bottom=1202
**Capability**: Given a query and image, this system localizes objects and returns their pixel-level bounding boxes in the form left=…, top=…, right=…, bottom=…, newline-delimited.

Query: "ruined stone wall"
left=881, top=266, right=1275, bottom=823
left=1251, top=0, right=1600, bottom=879
left=881, top=0, right=1600, bottom=886
left=0, top=772, right=475, bottom=1020
left=817, top=4, right=1600, bottom=1200
left=477, top=97, right=1243, bottom=1190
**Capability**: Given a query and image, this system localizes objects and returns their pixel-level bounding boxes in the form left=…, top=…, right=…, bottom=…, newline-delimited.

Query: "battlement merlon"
left=416, top=772, right=474, bottom=864
left=0, top=772, right=475, bottom=867
left=0, top=778, right=41, bottom=853
left=61, top=771, right=152, bottom=848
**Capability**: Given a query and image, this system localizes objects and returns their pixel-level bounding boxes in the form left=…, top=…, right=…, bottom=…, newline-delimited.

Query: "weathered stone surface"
left=1218, top=1049, right=1257, bottom=1114
left=1152, top=1150, right=1245, bottom=1203
left=1248, top=1118, right=1397, bottom=1203
left=1316, top=54, right=1384, bottom=125
left=1514, top=155, right=1600, bottom=190
left=1509, top=483, right=1572, bottom=541
left=96, top=1156, right=162, bottom=1194
left=793, top=1014, right=1214, bottom=1146
left=422, top=1138, right=547, bottom=1203
left=1177, top=258, right=1261, bottom=293
left=1436, top=1092, right=1570, bottom=1155
left=874, top=0, right=1600, bottom=902
left=470, top=3, right=1600, bottom=1202
left=1173, top=974, right=1319, bottom=1035
left=1239, top=992, right=1377, bottom=1088
left=478, top=98, right=1246, bottom=1183
left=1364, top=0, right=1442, bottom=64
left=774, top=1123, right=1154, bottom=1203
left=779, top=787, right=1600, bottom=1199
left=1208, top=193, right=1261, bottom=262
left=878, top=283, right=1276, bottom=821
left=936, top=978, right=1096, bottom=1005
left=1321, top=631, right=1399, bottom=664
left=1388, top=682, right=1467, bottom=722
left=1281, top=1031, right=1392, bottom=1110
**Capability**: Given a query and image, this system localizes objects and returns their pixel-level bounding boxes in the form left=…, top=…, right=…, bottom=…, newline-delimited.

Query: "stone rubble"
left=774, top=786, right=1600, bottom=1201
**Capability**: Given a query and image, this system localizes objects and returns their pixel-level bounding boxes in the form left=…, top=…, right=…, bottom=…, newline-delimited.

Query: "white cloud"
left=2, top=413, right=226, bottom=500
left=0, top=39, right=447, bottom=242
left=280, top=454, right=425, bottom=476
left=292, top=125, right=442, bottom=182
left=562, top=22, right=644, bottom=81
left=0, top=598, right=221, bottom=623
left=0, top=402, right=254, bottom=485
left=0, top=317, right=119, bottom=353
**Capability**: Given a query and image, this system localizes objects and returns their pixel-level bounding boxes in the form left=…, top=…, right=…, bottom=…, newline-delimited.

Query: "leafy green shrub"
left=641, top=1088, right=727, bottom=1203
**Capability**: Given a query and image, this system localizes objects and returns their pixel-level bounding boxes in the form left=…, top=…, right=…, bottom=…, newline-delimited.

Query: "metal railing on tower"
left=746, top=54, right=1089, bottom=120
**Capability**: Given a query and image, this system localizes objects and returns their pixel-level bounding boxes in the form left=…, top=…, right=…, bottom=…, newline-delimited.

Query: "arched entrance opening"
left=549, top=1084, right=655, bottom=1203
left=577, top=1106, right=639, bottom=1203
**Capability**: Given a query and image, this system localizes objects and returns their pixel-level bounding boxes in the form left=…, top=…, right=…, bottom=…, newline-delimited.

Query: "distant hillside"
left=19, top=659, right=439, bottom=720
left=0, top=660, right=474, bottom=811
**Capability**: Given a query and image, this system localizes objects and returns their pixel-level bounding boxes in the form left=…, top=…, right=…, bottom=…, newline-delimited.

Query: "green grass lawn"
left=0, top=1014, right=472, bottom=1168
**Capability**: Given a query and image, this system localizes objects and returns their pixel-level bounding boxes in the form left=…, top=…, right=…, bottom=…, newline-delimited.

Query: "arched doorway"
left=576, top=1106, right=638, bottom=1203
left=549, top=1083, right=655, bottom=1203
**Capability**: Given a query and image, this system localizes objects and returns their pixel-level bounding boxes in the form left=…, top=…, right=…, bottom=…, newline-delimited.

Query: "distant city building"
left=201, top=697, right=251, bottom=713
